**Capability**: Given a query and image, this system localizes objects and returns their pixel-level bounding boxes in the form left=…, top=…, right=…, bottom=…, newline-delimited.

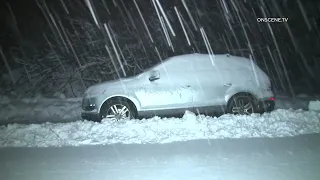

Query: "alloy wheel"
left=231, top=98, right=254, bottom=115
left=104, top=104, right=131, bottom=121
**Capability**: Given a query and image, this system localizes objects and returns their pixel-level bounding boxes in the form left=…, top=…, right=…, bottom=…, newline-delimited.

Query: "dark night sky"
left=0, top=0, right=156, bottom=45
left=1, top=0, right=318, bottom=52
left=0, top=0, right=59, bottom=53
left=0, top=0, right=184, bottom=58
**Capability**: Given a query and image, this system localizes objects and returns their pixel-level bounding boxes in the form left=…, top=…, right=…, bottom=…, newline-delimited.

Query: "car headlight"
left=82, top=97, right=97, bottom=111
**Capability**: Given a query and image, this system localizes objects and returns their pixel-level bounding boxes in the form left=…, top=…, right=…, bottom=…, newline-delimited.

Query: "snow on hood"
left=0, top=109, right=319, bottom=147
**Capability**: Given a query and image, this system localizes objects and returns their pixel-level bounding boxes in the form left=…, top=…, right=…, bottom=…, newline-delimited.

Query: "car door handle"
left=224, top=83, right=232, bottom=87
left=183, top=85, right=191, bottom=88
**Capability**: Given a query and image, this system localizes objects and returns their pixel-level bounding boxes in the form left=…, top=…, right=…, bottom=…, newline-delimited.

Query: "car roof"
left=144, top=53, right=236, bottom=72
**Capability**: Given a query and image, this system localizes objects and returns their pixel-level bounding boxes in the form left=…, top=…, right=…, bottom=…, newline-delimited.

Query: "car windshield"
left=137, top=57, right=171, bottom=75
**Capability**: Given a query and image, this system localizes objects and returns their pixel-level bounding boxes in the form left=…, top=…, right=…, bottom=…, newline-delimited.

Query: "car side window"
left=162, top=59, right=193, bottom=72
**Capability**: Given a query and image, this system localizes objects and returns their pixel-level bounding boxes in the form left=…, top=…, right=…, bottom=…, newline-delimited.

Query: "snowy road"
left=1, top=134, right=320, bottom=180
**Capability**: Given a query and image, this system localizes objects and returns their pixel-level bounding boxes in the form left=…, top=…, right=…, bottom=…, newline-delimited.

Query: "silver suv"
left=81, top=53, right=275, bottom=121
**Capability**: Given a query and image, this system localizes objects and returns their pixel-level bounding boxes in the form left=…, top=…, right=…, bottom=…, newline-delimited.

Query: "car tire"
left=227, top=94, right=256, bottom=115
left=99, top=98, right=136, bottom=121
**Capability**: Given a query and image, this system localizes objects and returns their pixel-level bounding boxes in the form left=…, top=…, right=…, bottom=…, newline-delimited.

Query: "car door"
left=191, top=55, right=230, bottom=108
left=135, top=58, right=195, bottom=111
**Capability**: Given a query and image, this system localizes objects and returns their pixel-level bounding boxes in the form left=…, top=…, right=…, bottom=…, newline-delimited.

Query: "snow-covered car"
left=81, top=53, right=275, bottom=121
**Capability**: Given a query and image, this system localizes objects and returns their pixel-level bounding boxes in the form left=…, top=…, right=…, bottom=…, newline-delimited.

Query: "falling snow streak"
left=108, top=24, right=127, bottom=65
left=230, top=0, right=254, bottom=56
left=47, top=7, right=82, bottom=68
left=59, top=0, right=69, bottom=14
left=179, top=12, right=200, bottom=52
left=200, top=27, right=215, bottom=66
left=118, top=0, right=135, bottom=35
left=249, top=54, right=260, bottom=87
left=199, top=27, right=226, bottom=84
left=119, top=0, right=137, bottom=32
left=125, top=45, right=143, bottom=74
left=161, top=16, right=174, bottom=51
left=218, top=0, right=243, bottom=56
left=229, top=0, right=260, bottom=87
left=258, top=45, right=273, bottom=80
left=312, top=18, right=320, bottom=38
left=133, top=0, right=154, bottom=43
left=222, top=34, right=231, bottom=54
left=266, top=45, right=286, bottom=91
left=154, top=46, right=162, bottom=61
left=174, top=6, right=191, bottom=46
left=84, top=0, right=100, bottom=28
left=104, top=45, right=121, bottom=80
left=296, top=0, right=311, bottom=31
left=119, top=0, right=149, bottom=57
left=112, top=0, right=118, bottom=7
left=181, top=0, right=198, bottom=31
left=103, top=23, right=127, bottom=77
left=119, top=7, right=132, bottom=36
left=39, top=0, right=70, bottom=53
left=154, top=0, right=176, bottom=37
left=224, top=30, right=236, bottom=55
left=152, top=0, right=168, bottom=47
left=101, top=0, right=111, bottom=14
left=271, top=0, right=315, bottom=79
left=259, top=2, right=295, bottom=97
left=43, top=33, right=66, bottom=71
left=104, top=44, right=127, bottom=92
left=220, top=0, right=233, bottom=23
left=57, top=18, right=83, bottom=68
left=35, top=2, right=57, bottom=45
left=152, top=0, right=174, bottom=51
left=0, top=47, right=15, bottom=84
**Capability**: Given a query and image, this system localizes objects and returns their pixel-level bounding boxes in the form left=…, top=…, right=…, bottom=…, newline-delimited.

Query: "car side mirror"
left=149, top=70, right=160, bottom=81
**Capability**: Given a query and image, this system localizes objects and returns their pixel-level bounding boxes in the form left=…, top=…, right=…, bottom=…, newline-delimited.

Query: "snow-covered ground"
left=1, top=134, right=320, bottom=180
left=1, top=109, right=320, bottom=148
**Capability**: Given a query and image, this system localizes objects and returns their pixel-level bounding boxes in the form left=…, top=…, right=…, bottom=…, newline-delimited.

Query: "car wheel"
left=100, top=99, right=136, bottom=121
left=227, top=95, right=256, bottom=115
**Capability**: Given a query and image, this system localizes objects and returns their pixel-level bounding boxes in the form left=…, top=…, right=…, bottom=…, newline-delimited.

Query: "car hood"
left=85, top=76, right=138, bottom=96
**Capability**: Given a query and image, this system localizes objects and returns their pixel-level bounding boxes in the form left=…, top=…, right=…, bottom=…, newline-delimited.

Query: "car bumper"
left=256, top=99, right=275, bottom=113
left=81, top=112, right=101, bottom=121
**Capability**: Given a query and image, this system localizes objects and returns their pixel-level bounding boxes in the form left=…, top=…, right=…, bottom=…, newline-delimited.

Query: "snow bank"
left=309, top=100, right=320, bottom=112
left=0, top=109, right=319, bottom=147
